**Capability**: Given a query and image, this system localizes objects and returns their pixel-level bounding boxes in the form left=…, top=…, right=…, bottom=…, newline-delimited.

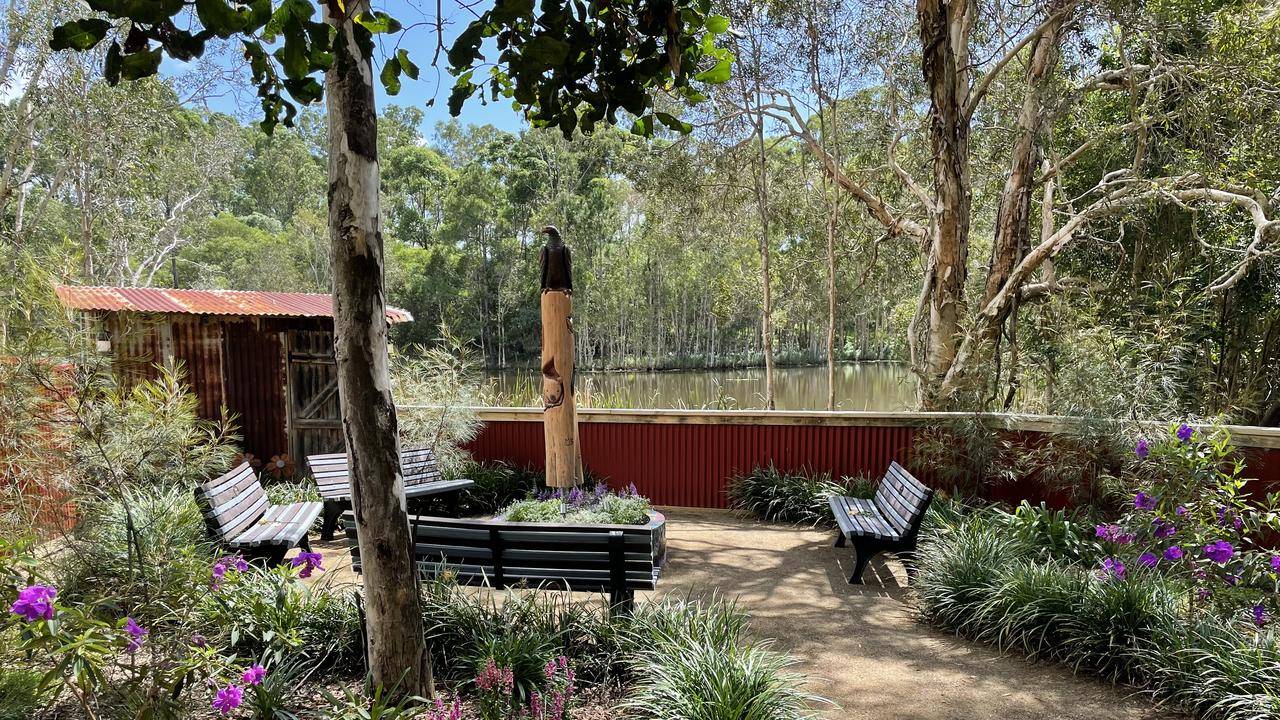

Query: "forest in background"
left=3, top=0, right=1280, bottom=424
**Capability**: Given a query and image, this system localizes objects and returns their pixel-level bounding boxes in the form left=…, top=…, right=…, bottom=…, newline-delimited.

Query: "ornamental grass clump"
left=726, top=465, right=874, bottom=526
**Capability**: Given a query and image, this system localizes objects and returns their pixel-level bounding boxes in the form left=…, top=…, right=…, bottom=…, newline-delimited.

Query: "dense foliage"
left=914, top=425, right=1280, bottom=719
left=502, top=484, right=653, bottom=525
left=727, top=465, right=876, bottom=526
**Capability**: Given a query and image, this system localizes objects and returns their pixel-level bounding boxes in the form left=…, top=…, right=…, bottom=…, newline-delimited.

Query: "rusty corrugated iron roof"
left=55, top=285, right=413, bottom=324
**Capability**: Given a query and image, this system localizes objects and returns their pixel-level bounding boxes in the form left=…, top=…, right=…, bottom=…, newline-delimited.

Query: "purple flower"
left=290, top=552, right=324, bottom=579
left=1134, top=492, right=1156, bottom=511
left=191, top=634, right=208, bottom=648
left=1163, top=546, right=1184, bottom=561
left=1138, top=552, right=1159, bottom=569
left=1175, top=505, right=1188, bottom=517
left=124, top=617, right=148, bottom=653
left=1271, top=555, right=1280, bottom=572
left=1203, top=540, right=1235, bottom=564
left=1224, top=573, right=1240, bottom=587
left=241, top=664, right=266, bottom=686
left=1193, top=567, right=1208, bottom=580
left=1095, top=524, right=1134, bottom=544
left=212, top=685, right=243, bottom=715
left=1152, top=518, right=1177, bottom=539
left=1135, top=438, right=1150, bottom=459
left=1233, top=514, right=1244, bottom=531
left=1176, top=423, right=1194, bottom=442
left=593, top=483, right=608, bottom=499
left=9, top=585, right=56, bottom=622
left=1101, top=557, right=1126, bottom=580
left=1254, top=604, right=1268, bottom=628
left=624, top=482, right=639, bottom=497
left=1196, top=588, right=1212, bottom=601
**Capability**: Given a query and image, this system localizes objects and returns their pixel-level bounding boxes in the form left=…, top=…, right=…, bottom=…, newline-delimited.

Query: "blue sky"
left=190, top=0, right=527, bottom=137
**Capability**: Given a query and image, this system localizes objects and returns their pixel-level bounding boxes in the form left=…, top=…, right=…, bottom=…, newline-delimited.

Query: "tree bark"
left=917, top=0, right=973, bottom=408
left=325, top=3, right=430, bottom=698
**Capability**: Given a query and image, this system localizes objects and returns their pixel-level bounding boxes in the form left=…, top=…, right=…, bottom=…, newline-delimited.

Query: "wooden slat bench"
left=195, top=461, right=323, bottom=565
left=307, top=447, right=474, bottom=541
left=829, top=461, right=934, bottom=584
left=343, top=511, right=667, bottom=613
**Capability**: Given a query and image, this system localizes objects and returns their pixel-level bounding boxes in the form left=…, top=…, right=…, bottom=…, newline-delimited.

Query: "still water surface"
left=484, top=362, right=918, bottom=411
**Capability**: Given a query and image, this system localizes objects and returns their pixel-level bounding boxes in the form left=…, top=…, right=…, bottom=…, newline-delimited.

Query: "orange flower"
left=267, top=454, right=295, bottom=479
left=233, top=453, right=262, bottom=470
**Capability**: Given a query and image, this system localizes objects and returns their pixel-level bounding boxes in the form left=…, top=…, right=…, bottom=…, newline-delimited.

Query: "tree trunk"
left=916, top=0, right=973, bottom=409
left=325, top=4, right=430, bottom=698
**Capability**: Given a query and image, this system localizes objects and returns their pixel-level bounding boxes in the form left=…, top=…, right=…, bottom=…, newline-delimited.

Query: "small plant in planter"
left=502, top=484, right=652, bottom=525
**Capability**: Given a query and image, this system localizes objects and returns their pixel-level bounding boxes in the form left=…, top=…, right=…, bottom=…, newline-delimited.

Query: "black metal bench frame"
left=829, top=461, right=934, bottom=584
left=344, top=511, right=666, bottom=614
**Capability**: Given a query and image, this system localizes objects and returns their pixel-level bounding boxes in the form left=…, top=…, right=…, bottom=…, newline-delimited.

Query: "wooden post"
left=539, top=226, right=582, bottom=488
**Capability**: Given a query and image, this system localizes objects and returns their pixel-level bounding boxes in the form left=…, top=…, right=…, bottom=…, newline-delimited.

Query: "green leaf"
left=694, top=57, right=732, bottom=84
left=630, top=114, right=654, bottom=136
left=103, top=41, right=123, bottom=84
left=356, top=11, right=402, bottom=34
left=196, top=0, right=248, bottom=37
left=50, top=19, right=112, bottom=51
left=705, top=15, right=729, bottom=34
left=380, top=56, right=402, bottom=95
left=397, top=48, right=419, bottom=80
left=448, top=22, right=485, bottom=68
left=119, top=46, right=163, bottom=80
left=522, top=35, right=570, bottom=66
left=283, top=77, right=323, bottom=103
left=656, top=111, right=693, bottom=134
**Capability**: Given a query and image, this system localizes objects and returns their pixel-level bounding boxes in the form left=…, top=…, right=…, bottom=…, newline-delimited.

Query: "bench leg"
left=849, top=540, right=875, bottom=584
left=834, top=531, right=847, bottom=548
left=298, top=533, right=312, bottom=553
left=900, top=547, right=920, bottom=584
left=609, top=589, right=635, bottom=617
left=321, top=501, right=345, bottom=542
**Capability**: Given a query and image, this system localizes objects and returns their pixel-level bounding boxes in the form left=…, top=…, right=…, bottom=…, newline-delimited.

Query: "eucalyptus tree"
left=53, top=0, right=736, bottom=696
left=726, top=0, right=1280, bottom=410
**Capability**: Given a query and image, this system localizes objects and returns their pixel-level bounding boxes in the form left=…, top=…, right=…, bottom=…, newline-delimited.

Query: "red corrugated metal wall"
left=171, top=317, right=224, bottom=419
left=223, top=319, right=288, bottom=459
left=467, top=420, right=919, bottom=508
left=467, top=417, right=1280, bottom=509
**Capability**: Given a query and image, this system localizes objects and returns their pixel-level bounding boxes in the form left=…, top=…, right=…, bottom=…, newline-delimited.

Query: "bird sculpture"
left=539, top=225, right=573, bottom=292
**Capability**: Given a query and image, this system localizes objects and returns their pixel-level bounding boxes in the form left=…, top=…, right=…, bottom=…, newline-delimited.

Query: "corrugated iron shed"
left=54, top=285, right=413, bottom=324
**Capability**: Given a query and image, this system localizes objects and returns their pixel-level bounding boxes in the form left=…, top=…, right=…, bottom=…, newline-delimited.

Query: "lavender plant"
left=502, top=484, right=651, bottom=525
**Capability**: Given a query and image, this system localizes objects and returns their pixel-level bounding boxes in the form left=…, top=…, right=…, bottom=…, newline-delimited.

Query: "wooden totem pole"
left=539, top=226, right=583, bottom=488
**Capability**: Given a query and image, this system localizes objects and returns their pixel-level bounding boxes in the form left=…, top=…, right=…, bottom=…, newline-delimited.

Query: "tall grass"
left=727, top=465, right=876, bottom=527
left=914, top=504, right=1280, bottom=719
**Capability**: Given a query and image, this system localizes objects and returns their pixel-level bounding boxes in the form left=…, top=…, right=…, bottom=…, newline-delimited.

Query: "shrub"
left=503, top=485, right=652, bottom=525
left=420, top=577, right=622, bottom=688
left=392, top=335, right=485, bottom=476
left=453, top=461, right=542, bottom=515
left=1137, top=615, right=1280, bottom=719
left=620, top=635, right=823, bottom=720
left=55, top=485, right=214, bottom=618
left=997, top=501, right=1103, bottom=564
left=195, top=563, right=363, bottom=668
left=726, top=465, right=873, bottom=526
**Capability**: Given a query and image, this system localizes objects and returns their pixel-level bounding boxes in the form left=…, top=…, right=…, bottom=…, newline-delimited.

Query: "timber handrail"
left=396, top=405, right=1280, bottom=450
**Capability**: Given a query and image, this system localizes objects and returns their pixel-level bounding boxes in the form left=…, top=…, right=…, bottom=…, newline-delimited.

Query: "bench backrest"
left=308, top=447, right=444, bottom=500
left=196, top=462, right=268, bottom=542
left=345, top=513, right=665, bottom=592
left=873, top=461, right=933, bottom=538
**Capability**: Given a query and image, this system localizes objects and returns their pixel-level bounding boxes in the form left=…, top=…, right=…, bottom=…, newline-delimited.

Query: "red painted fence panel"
left=465, top=410, right=1280, bottom=510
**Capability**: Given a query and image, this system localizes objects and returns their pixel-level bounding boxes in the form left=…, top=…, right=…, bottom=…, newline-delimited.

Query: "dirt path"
left=315, top=507, right=1178, bottom=720
left=653, top=508, right=1176, bottom=720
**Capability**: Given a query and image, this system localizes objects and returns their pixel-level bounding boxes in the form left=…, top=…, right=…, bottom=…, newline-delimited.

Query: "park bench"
left=307, top=447, right=474, bottom=541
left=195, top=461, right=323, bottom=564
left=343, top=511, right=667, bottom=613
left=828, top=461, right=934, bottom=584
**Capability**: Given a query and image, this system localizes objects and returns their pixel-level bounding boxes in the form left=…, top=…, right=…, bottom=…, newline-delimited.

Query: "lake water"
left=484, top=362, right=919, bottom=411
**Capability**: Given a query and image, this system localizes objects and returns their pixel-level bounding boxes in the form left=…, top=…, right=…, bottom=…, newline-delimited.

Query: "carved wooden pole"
left=539, top=226, right=582, bottom=488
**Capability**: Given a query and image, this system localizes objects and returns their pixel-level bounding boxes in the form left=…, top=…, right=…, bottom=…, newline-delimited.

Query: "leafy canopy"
left=51, top=0, right=735, bottom=136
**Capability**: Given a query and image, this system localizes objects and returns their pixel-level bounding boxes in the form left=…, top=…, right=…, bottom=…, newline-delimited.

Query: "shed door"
left=286, top=329, right=344, bottom=460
